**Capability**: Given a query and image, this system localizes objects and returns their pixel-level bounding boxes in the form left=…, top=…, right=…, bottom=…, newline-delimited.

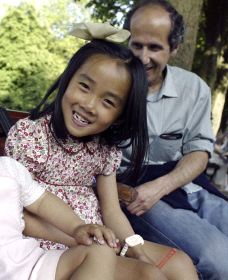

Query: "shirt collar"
left=147, top=65, right=178, bottom=102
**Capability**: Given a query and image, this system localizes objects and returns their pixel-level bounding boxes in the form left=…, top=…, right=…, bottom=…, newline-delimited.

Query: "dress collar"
left=57, top=135, right=99, bottom=154
left=45, top=115, right=99, bottom=154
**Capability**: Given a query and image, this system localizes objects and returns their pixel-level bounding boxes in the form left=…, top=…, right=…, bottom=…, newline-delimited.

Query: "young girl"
left=5, top=23, right=198, bottom=279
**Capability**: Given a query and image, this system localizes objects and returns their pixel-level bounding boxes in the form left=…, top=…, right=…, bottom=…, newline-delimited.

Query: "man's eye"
left=131, top=43, right=142, bottom=50
left=149, top=45, right=161, bottom=52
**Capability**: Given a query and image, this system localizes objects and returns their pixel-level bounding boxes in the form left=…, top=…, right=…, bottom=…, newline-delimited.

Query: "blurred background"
left=0, top=0, right=227, bottom=136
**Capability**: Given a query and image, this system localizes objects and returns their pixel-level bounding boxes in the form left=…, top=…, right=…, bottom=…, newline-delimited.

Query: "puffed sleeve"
left=4, top=117, right=49, bottom=175
left=1, top=157, right=45, bottom=206
left=101, top=146, right=122, bottom=176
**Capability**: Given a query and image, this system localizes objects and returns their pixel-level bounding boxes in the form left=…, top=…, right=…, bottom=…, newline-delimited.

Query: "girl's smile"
left=62, top=54, right=131, bottom=138
left=72, top=111, right=91, bottom=127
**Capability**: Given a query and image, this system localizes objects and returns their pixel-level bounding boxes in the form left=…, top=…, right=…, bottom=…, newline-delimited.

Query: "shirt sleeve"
left=0, top=157, right=45, bottom=207
left=102, top=146, right=122, bottom=176
left=4, top=117, right=49, bottom=175
left=182, top=81, right=215, bottom=156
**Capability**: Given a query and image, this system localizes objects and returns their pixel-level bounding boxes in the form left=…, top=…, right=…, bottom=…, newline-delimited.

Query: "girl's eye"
left=103, top=99, right=116, bottom=108
left=79, top=82, right=90, bottom=91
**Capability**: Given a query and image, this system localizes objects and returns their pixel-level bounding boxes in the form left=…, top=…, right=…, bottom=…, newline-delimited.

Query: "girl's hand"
left=73, top=224, right=119, bottom=249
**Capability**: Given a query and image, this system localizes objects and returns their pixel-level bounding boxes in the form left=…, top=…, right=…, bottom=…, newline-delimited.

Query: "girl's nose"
left=81, top=95, right=97, bottom=114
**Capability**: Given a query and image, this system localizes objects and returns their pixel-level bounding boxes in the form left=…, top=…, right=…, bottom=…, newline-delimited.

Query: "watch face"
left=125, top=234, right=144, bottom=247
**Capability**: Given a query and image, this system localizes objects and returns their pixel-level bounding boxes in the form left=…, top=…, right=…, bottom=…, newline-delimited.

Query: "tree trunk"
left=198, top=0, right=228, bottom=92
left=217, top=47, right=228, bottom=134
left=195, top=0, right=228, bottom=134
left=169, top=0, right=203, bottom=70
left=219, top=92, right=228, bottom=134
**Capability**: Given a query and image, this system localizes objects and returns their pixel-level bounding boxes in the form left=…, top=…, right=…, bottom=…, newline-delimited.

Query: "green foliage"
left=0, top=2, right=83, bottom=111
left=85, top=0, right=136, bottom=26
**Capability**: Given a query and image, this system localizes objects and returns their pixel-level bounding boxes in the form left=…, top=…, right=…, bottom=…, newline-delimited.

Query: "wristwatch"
left=120, top=234, right=144, bottom=257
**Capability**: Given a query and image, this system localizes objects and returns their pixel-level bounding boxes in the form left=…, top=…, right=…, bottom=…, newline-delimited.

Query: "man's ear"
left=170, top=45, right=179, bottom=57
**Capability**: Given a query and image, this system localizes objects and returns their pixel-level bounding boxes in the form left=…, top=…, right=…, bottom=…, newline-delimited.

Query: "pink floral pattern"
left=5, top=115, right=122, bottom=250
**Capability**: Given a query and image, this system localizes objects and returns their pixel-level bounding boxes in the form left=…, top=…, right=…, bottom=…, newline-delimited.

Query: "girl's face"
left=62, top=54, right=131, bottom=138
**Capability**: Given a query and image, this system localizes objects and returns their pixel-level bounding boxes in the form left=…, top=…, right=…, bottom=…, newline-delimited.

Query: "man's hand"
left=127, top=179, right=166, bottom=216
left=73, top=224, right=120, bottom=250
left=125, top=152, right=209, bottom=216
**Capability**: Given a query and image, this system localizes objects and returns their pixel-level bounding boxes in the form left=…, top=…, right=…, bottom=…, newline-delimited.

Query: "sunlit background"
left=0, top=0, right=227, bottom=135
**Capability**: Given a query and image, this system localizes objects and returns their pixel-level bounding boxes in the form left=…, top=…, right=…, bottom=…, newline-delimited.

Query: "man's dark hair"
left=124, top=0, right=185, bottom=50
left=30, top=39, right=148, bottom=181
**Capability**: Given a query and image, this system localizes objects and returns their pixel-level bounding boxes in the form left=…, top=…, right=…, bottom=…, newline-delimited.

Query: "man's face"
left=129, top=5, right=177, bottom=92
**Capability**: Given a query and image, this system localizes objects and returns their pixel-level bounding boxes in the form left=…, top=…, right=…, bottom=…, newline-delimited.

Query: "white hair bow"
left=69, top=22, right=130, bottom=43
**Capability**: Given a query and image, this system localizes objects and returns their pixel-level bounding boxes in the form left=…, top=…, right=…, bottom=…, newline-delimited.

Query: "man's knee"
left=197, top=245, right=228, bottom=279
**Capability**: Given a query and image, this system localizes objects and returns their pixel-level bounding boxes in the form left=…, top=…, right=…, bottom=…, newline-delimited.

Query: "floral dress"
left=5, top=115, right=122, bottom=250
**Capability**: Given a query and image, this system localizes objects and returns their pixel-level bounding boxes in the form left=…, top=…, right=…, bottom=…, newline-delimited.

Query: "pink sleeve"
left=5, top=118, right=49, bottom=175
left=1, top=157, right=45, bottom=206
left=102, top=146, right=122, bottom=176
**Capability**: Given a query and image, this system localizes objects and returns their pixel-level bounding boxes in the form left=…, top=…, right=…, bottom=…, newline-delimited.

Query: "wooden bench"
left=0, top=108, right=28, bottom=155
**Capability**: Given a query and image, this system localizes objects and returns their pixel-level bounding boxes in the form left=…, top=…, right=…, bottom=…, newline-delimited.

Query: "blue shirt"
left=121, top=65, right=215, bottom=193
left=122, top=65, right=214, bottom=164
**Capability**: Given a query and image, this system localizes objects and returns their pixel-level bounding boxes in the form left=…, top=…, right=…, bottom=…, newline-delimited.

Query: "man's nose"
left=138, top=48, right=150, bottom=65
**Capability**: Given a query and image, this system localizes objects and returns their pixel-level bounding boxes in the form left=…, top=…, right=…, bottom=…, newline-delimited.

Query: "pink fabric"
left=0, top=177, right=44, bottom=280
left=0, top=157, right=45, bottom=208
left=5, top=115, right=122, bottom=250
left=30, top=250, right=64, bottom=280
left=0, top=175, right=65, bottom=280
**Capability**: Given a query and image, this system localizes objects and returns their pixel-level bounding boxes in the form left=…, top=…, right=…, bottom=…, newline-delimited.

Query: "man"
left=118, top=0, right=228, bottom=279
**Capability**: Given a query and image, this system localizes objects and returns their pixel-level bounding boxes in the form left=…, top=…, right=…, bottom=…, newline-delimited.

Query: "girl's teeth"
left=74, top=113, right=89, bottom=124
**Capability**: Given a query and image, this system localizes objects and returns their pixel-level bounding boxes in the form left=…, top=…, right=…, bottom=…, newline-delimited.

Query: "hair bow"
left=69, top=22, right=130, bottom=43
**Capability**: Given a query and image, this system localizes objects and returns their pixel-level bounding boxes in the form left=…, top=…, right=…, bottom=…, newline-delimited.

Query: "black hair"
left=30, top=39, right=148, bottom=182
left=124, top=0, right=185, bottom=51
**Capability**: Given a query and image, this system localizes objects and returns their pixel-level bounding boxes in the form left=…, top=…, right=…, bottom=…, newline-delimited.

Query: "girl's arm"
left=23, top=210, right=77, bottom=247
left=97, top=172, right=134, bottom=240
left=24, top=191, right=118, bottom=248
left=26, top=191, right=85, bottom=239
left=96, top=173, right=153, bottom=262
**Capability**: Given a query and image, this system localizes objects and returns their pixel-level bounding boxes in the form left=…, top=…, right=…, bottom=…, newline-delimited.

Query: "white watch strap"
left=120, top=243, right=129, bottom=257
